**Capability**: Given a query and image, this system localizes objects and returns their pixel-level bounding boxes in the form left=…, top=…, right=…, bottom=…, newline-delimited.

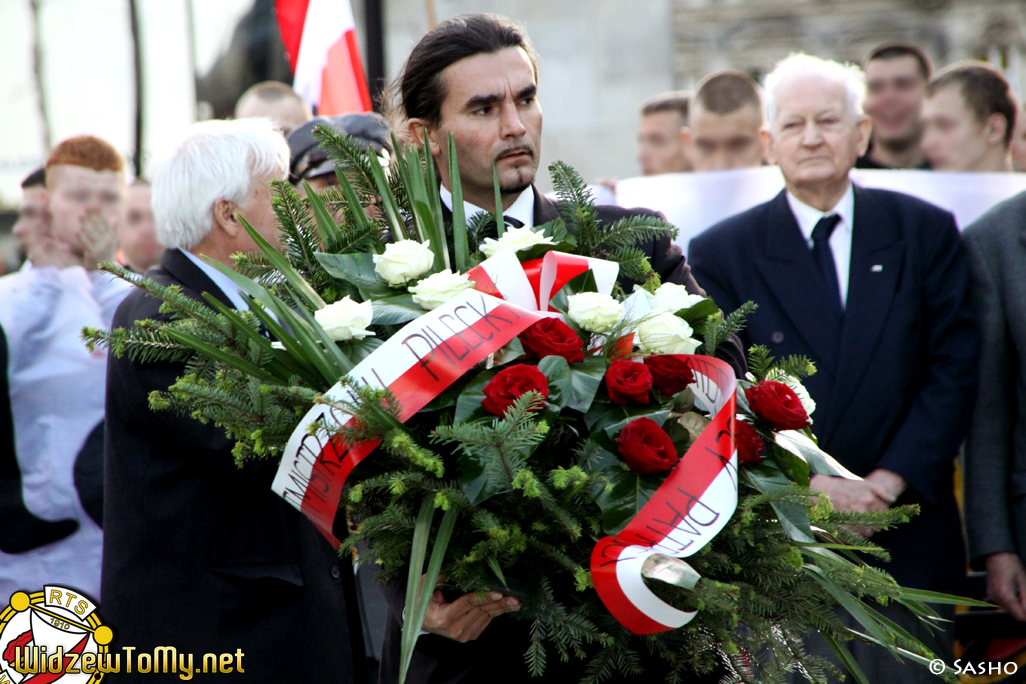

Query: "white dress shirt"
left=0, top=265, right=132, bottom=602
left=439, top=184, right=536, bottom=230
left=182, top=249, right=250, bottom=311
left=786, top=183, right=855, bottom=307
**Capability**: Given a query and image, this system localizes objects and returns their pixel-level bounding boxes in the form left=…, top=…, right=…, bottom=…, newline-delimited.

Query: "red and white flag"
left=276, top=0, right=372, bottom=116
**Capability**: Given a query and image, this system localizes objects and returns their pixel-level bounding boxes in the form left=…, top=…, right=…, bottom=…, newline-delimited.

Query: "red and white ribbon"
left=591, top=355, right=738, bottom=634
left=272, top=288, right=545, bottom=545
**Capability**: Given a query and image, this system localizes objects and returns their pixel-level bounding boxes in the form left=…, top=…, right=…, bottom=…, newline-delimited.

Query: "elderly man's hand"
left=80, top=211, right=118, bottom=271
left=986, top=552, right=1026, bottom=621
left=422, top=589, right=521, bottom=643
left=810, top=473, right=894, bottom=537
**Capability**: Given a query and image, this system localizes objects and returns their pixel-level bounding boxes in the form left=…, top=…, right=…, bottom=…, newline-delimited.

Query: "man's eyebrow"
left=464, top=93, right=503, bottom=110
left=515, top=84, right=537, bottom=100
left=463, top=84, right=537, bottom=110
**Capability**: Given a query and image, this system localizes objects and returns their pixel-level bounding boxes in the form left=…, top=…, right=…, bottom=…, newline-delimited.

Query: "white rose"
left=567, top=292, right=624, bottom=333
left=652, top=283, right=707, bottom=314
left=767, top=371, right=817, bottom=419
left=635, top=312, right=701, bottom=355
left=314, top=296, right=375, bottom=341
left=373, top=239, right=434, bottom=286
left=480, top=226, right=555, bottom=257
left=409, top=269, right=473, bottom=310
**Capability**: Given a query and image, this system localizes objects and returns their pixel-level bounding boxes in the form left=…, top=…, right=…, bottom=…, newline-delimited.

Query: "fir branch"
left=700, top=301, right=757, bottom=356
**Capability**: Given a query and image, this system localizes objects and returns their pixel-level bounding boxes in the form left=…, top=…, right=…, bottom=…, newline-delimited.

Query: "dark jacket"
left=689, top=186, right=978, bottom=591
left=102, top=248, right=363, bottom=682
left=963, top=190, right=1026, bottom=568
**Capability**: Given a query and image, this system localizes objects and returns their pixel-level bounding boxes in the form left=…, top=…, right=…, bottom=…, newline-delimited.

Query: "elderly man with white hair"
left=690, top=54, right=977, bottom=680
left=102, top=118, right=365, bottom=683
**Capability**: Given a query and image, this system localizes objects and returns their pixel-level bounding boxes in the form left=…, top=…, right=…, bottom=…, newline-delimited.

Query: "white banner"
left=614, top=168, right=1026, bottom=255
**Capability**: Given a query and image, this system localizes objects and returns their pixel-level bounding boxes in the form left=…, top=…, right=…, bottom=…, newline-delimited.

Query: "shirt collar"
left=439, top=184, right=535, bottom=229
left=786, top=182, right=855, bottom=244
left=181, top=249, right=249, bottom=311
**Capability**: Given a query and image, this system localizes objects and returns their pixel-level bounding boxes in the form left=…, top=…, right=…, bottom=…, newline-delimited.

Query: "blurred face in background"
left=46, top=165, right=124, bottom=256
left=119, top=184, right=164, bottom=272
left=766, top=74, right=871, bottom=192
left=921, top=85, right=1007, bottom=171
left=638, top=111, right=690, bottom=175
left=236, top=95, right=311, bottom=137
left=13, top=184, right=47, bottom=257
left=1009, top=108, right=1026, bottom=171
left=864, top=56, right=927, bottom=147
left=686, top=103, right=765, bottom=171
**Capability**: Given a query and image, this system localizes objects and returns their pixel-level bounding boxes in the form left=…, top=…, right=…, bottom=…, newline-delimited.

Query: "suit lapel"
left=823, top=186, right=905, bottom=440
left=753, top=191, right=845, bottom=373
left=160, top=248, right=238, bottom=311
left=533, top=187, right=562, bottom=225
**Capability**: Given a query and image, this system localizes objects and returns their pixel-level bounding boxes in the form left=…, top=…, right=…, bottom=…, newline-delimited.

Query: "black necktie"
left=503, top=216, right=524, bottom=229
left=811, top=214, right=843, bottom=314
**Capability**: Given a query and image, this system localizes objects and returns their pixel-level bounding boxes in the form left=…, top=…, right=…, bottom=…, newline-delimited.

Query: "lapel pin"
left=871, top=264, right=883, bottom=272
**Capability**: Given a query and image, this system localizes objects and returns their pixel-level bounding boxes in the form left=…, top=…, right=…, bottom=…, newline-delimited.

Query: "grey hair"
left=148, top=118, right=288, bottom=250
left=763, top=53, right=866, bottom=126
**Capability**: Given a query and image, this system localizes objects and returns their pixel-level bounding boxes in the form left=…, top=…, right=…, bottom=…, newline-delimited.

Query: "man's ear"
left=984, top=113, right=1009, bottom=147
left=407, top=119, right=443, bottom=157
left=212, top=197, right=241, bottom=238
left=855, top=115, right=873, bottom=157
left=760, top=128, right=777, bottom=165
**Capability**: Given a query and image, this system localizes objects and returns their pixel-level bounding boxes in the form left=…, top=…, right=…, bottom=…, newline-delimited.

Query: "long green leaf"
left=394, top=146, right=420, bottom=240
left=448, top=134, right=469, bottom=272
left=849, top=629, right=957, bottom=676
left=422, top=141, right=450, bottom=271
left=820, top=632, right=871, bottom=684
left=204, top=261, right=350, bottom=385
left=409, top=506, right=457, bottom=666
left=492, top=163, right=504, bottom=238
left=367, top=147, right=408, bottom=241
left=896, top=587, right=993, bottom=608
left=400, top=496, right=436, bottom=684
left=236, top=215, right=326, bottom=310
left=805, top=565, right=895, bottom=648
left=162, top=328, right=280, bottom=383
left=199, top=293, right=317, bottom=384
left=301, top=180, right=343, bottom=248
left=333, top=166, right=377, bottom=245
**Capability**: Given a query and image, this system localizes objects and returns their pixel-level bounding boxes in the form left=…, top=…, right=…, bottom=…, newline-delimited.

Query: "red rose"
left=482, top=364, right=550, bottom=417
left=744, top=380, right=810, bottom=431
left=605, top=359, right=653, bottom=405
left=735, top=419, right=764, bottom=465
left=616, top=417, right=679, bottom=475
left=519, top=318, right=585, bottom=364
left=643, top=355, right=696, bottom=396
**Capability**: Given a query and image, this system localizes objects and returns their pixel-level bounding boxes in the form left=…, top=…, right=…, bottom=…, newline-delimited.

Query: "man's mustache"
left=495, top=145, right=534, bottom=161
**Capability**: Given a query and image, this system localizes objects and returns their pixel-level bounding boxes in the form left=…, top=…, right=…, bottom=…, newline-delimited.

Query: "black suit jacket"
left=102, top=248, right=363, bottom=682
left=689, top=186, right=978, bottom=591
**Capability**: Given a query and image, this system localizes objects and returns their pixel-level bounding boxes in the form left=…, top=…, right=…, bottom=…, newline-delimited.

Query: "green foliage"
left=700, top=301, right=758, bottom=356
left=749, top=345, right=818, bottom=383
left=88, top=148, right=965, bottom=684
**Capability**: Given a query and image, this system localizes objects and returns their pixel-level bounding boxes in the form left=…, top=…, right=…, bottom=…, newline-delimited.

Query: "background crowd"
left=5, top=9, right=1026, bottom=684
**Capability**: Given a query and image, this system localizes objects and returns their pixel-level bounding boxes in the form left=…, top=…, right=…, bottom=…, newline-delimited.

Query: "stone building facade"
left=373, top=0, right=1023, bottom=188
left=672, top=0, right=1026, bottom=95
